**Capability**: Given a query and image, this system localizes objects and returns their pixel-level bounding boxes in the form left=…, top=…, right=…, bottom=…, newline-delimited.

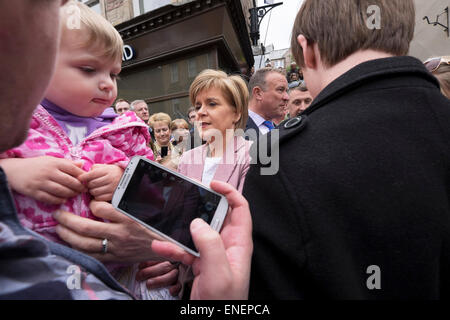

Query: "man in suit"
left=244, top=0, right=450, bottom=299
left=245, top=68, right=289, bottom=140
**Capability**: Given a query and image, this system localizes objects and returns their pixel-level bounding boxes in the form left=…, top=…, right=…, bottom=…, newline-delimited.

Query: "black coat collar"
left=275, top=56, right=440, bottom=142
left=304, top=56, right=439, bottom=116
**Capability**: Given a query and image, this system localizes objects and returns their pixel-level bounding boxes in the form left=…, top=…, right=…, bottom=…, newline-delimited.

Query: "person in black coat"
left=244, top=0, right=450, bottom=299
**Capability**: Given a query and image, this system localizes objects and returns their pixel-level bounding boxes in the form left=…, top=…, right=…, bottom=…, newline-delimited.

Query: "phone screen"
left=160, top=146, right=168, bottom=157
left=118, top=159, right=222, bottom=252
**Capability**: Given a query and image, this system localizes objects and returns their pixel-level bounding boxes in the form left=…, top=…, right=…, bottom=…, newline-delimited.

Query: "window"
left=273, top=59, right=285, bottom=69
left=133, top=0, right=188, bottom=18
left=172, top=99, right=181, bottom=115
left=171, top=64, right=179, bottom=83
left=78, top=0, right=101, bottom=14
left=188, top=58, right=197, bottom=78
left=89, top=2, right=101, bottom=14
left=132, top=0, right=141, bottom=17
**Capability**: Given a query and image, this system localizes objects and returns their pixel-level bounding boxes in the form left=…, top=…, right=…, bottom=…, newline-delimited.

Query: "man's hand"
left=54, top=200, right=163, bottom=263
left=137, top=261, right=182, bottom=297
left=151, top=180, right=253, bottom=300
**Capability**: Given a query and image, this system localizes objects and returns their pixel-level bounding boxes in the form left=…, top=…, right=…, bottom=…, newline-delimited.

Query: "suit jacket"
left=244, top=56, right=450, bottom=299
left=178, top=135, right=252, bottom=193
left=245, top=116, right=261, bottom=141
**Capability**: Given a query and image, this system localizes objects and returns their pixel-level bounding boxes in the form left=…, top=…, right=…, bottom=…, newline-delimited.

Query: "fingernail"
left=53, top=210, right=61, bottom=219
left=190, top=218, right=205, bottom=232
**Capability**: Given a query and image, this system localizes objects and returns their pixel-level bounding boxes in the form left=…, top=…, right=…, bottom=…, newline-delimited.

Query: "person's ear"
left=297, top=35, right=317, bottom=70
left=252, top=86, right=264, bottom=101
left=233, top=111, right=241, bottom=126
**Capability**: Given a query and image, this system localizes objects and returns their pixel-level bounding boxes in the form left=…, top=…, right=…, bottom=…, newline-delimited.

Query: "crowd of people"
left=0, top=0, right=449, bottom=301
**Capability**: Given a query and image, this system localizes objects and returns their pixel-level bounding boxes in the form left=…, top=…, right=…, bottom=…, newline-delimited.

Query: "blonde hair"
left=433, top=64, right=450, bottom=99
left=291, top=0, right=415, bottom=68
left=171, top=119, right=189, bottom=131
left=148, top=113, right=172, bottom=129
left=60, top=1, right=123, bottom=61
left=189, top=69, right=249, bottom=130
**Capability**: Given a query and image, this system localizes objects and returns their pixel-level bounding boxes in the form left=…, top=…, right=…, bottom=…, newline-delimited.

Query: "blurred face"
left=153, top=122, right=171, bottom=146
left=260, top=72, right=289, bottom=120
left=0, top=0, right=67, bottom=152
left=173, top=128, right=189, bottom=143
left=194, top=87, right=240, bottom=142
left=188, top=110, right=196, bottom=125
left=115, top=101, right=130, bottom=115
left=45, top=30, right=121, bottom=117
left=288, top=89, right=313, bottom=117
left=134, top=102, right=149, bottom=122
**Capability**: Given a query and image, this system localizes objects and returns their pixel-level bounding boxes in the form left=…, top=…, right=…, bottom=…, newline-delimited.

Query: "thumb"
left=190, top=218, right=228, bottom=271
left=91, top=163, right=103, bottom=170
left=73, top=160, right=85, bottom=169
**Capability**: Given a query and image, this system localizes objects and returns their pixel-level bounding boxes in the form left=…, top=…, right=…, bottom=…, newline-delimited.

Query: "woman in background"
left=148, top=112, right=174, bottom=162
left=424, top=56, right=450, bottom=98
left=160, top=118, right=191, bottom=171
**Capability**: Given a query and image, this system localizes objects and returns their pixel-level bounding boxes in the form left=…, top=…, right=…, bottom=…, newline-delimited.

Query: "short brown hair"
left=291, top=0, right=415, bottom=68
left=170, top=119, right=189, bottom=131
left=249, top=67, right=286, bottom=98
left=115, top=98, right=129, bottom=105
left=187, top=106, right=196, bottom=117
left=189, top=69, right=249, bottom=130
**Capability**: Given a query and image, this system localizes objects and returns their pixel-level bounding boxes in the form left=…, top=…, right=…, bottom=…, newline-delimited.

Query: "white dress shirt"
left=248, top=110, right=271, bottom=135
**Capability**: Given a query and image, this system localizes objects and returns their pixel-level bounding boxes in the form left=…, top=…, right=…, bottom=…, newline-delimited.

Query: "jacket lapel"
left=212, top=136, right=244, bottom=184
left=190, top=145, right=208, bottom=183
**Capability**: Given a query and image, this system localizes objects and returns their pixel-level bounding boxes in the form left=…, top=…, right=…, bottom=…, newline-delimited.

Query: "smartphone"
left=112, top=156, right=229, bottom=257
left=160, top=146, right=168, bottom=157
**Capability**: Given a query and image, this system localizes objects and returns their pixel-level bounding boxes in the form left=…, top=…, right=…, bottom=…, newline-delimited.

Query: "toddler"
left=0, top=1, right=176, bottom=300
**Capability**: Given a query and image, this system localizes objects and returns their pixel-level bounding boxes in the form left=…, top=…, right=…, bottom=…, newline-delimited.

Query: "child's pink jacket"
left=0, top=106, right=154, bottom=242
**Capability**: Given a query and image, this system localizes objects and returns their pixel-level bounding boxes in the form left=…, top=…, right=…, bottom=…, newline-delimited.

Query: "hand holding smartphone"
left=112, top=156, right=229, bottom=257
left=160, top=146, right=168, bottom=158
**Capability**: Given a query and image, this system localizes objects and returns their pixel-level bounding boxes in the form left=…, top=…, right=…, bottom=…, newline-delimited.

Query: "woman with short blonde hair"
left=148, top=112, right=173, bottom=162
left=189, top=69, right=249, bottom=131
left=178, top=69, right=252, bottom=193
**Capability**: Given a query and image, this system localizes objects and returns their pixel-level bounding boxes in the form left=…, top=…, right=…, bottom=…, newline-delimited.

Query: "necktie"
left=263, top=120, right=275, bottom=131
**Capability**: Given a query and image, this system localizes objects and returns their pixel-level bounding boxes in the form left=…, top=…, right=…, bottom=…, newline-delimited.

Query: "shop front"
left=115, top=0, right=254, bottom=119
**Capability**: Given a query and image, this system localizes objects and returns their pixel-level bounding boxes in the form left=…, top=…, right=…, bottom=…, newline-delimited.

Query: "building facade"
left=79, top=0, right=254, bottom=119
